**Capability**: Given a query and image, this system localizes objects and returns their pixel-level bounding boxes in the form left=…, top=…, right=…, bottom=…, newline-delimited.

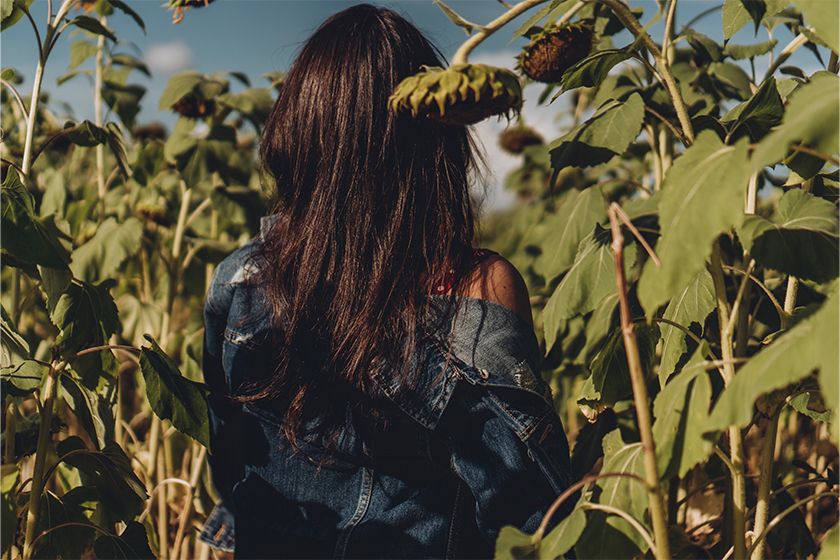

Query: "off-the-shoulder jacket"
left=199, top=219, right=574, bottom=559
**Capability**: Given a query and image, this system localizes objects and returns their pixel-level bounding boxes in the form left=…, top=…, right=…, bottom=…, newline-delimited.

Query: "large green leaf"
left=707, top=62, right=753, bottom=100
left=495, top=526, right=538, bottom=560
left=69, top=40, right=98, bottom=69
left=496, top=501, right=587, bottom=560
left=139, top=336, right=210, bottom=448
left=60, top=375, right=107, bottom=449
left=579, top=324, right=658, bottom=412
left=159, top=71, right=204, bottom=109
left=0, top=305, right=29, bottom=368
left=555, top=49, right=631, bottom=97
left=539, top=506, right=586, bottom=559
left=30, top=490, right=95, bottom=559
left=796, top=0, right=839, bottom=52
left=70, top=16, right=117, bottom=42
left=56, top=437, right=147, bottom=522
left=652, top=346, right=714, bottom=479
left=543, top=227, right=636, bottom=350
left=581, top=293, right=619, bottom=361
left=722, top=0, right=788, bottom=39
left=722, top=0, right=754, bottom=39
left=658, top=270, right=716, bottom=386
left=0, top=0, right=33, bottom=30
left=217, top=88, right=273, bottom=121
left=721, top=77, right=784, bottom=141
left=576, top=429, right=648, bottom=558
left=637, top=131, right=752, bottom=314
left=549, top=93, right=644, bottom=170
left=117, top=295, right=163, bottom=347
left=65, top=120, right=108, bottom=147
left=105, top=122, right=132, bottom=177
left=107, top=0, right=146, bottom=32
left=1, top=360, right=47, bottom=397
left=512, top=0, right=569, bottom=37
left=723, top=39, right=778, bottom=59
left=739, top=189, right=838, bottom=282
left=752, top=72, right=839, bottom=170
left=684, top=29, right=723, bottom=62
left=102, top=81, right=146, bottom=129
left=50, top=281, right=119, bottom=389
left=1, top=169, right=72, bottom=269
left=70, top=217, right=143, bottom=282
left=534, top=187, right=606, bottom=283
left=39, top=265, right=71, bottom=314
left=707, top=292, right=839, bottom=432
left=70, top=15, right=116, bottom=42
left=1, top=466, right=18, bottom=555
left=93, top=521, right=155, bottom=559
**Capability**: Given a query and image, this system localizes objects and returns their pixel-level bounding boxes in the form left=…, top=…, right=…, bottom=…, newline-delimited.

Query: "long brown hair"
left=240, top=4, right=480, bottom=445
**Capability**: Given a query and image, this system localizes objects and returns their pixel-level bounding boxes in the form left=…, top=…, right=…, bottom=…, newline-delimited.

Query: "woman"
left=199, top=4, right=573, bottom=558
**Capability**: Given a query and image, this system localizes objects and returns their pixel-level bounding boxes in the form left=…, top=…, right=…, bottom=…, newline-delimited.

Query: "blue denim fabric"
left=199, top=218, right=574, bottom=558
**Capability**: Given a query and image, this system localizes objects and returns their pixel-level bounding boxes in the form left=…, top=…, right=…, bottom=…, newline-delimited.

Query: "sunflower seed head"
left=389, top=64, right=523, bottom=125
left=518, top=23, right=594, bottom=83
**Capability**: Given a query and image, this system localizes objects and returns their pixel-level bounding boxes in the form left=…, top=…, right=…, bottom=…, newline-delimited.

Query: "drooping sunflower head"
left=167, top=0, right=215, bottom=24
left=388, top=63, right=522, bottom=125
left=518, top=23, right=594, bottom=83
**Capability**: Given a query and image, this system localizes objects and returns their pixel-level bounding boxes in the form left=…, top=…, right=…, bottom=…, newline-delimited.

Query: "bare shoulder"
left=463, top=253, right=533, bottom=327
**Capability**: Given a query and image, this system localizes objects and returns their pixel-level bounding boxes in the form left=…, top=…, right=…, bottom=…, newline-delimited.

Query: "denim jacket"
left=199, top=219, right=574, bottom=559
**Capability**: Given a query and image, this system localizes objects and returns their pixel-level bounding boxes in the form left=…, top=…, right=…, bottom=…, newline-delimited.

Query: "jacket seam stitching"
left=333, top=466, right=374, bottom=558
left=445, top=480, right=463, bottom=559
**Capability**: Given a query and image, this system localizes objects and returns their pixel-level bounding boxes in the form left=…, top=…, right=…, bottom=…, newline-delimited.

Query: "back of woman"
left=200, top=4, right=573, bottom=558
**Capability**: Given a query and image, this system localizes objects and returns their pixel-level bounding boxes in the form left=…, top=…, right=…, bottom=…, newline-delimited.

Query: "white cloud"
left=469, top=50, right=571, bottom=212
left=145, top=41, right=193, bottom=74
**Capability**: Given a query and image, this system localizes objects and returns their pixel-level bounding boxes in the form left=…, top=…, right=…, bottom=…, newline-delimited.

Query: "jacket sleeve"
left=202, top=252, right=249, bottom=512
left=435, top=375, right=574, bottom=544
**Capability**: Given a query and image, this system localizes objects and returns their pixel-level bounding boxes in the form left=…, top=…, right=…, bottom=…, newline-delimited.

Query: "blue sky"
left=2, top=1, right=826, bottom=209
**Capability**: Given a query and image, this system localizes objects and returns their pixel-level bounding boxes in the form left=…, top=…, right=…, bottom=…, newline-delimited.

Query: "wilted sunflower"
left=172, top=96, right=215, bottom=118
left=132, top=123, right=168, bottom=141
left=388, top=64, right=522, bottom=125
left=167, top=0, right=215, bottom=24
left=499, top=125, right=544, bottom=155
left=518, top=23, right=594, bottom=83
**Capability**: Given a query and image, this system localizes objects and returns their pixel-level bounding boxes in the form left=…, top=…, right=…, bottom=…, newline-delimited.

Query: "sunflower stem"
left=608, top=204, right=672, bottom=560
left=595, top=0, right=695, bottom=144
left=451, top=0, right=550, bottom=65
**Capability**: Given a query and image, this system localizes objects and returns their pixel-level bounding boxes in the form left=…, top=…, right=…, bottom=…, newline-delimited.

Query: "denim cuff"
left=199, top=501, right=235, bottom=552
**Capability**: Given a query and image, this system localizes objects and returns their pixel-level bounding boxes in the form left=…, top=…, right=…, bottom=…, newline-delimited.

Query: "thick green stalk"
left=21, top=0, right=74, bottom=176
left=710, top=241, right=747, bottom=560
left=451, top=0, right=550, bottom=65
left=146, top=182, right=193, bottom=553
left=608, top=205, right=672, bottom=560
left=20, top=59, right=45, bottom=177
left=21, top=364, right=60, bottom=560
left=750, top=409, right=780, bottom=560
left=752, top=177, right=813, bottom=558
left=94, top=15, right=107, bottom=221
left=171, top=444, right=208, bottom=559
left=596, top=0, right=695, bottom=144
